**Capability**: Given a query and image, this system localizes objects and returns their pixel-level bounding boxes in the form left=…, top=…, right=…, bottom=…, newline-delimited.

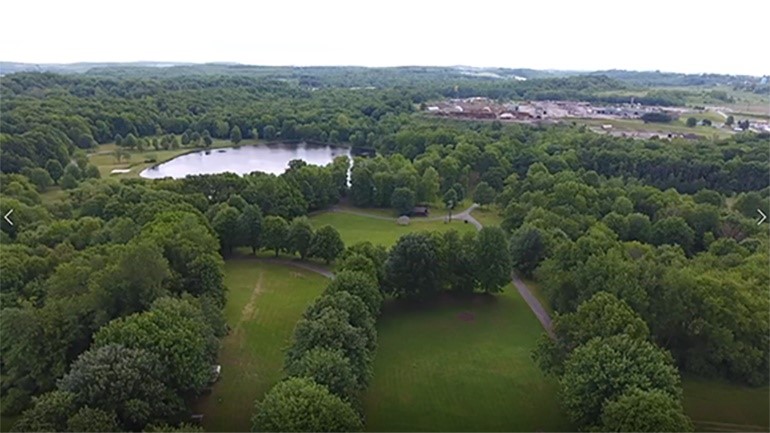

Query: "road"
left=322, top=203, right=554, bottom=335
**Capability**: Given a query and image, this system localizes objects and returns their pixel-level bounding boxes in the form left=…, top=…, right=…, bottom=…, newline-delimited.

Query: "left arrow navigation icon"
left=4, top=209, right=13, bottom=226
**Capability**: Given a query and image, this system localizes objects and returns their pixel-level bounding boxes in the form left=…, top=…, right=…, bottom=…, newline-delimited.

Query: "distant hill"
left=0, top=61, right=195, bottom=75
left=1, top=62, right=764, bottom=91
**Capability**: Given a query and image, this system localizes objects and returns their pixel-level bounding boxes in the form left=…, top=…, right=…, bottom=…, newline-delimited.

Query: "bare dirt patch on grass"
left=238, top=273, right=264, bottom=328
left=457, top=311, right=476, bottom=322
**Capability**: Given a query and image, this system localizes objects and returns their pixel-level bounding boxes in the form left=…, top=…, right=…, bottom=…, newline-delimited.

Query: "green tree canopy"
left=251, top=377, right=362, bottom=432
left=309, top=225, right=345, bottom=264
left=599, top=388, right=694, bottom=432
left=66, top=406, right=120, bottom=433
left=288, top=217, right=315, bottom=260
left=284, top=348, right=359, bottom=402
left=230, top=125, right=242, bottom=144
left=325, top=270, right=382, bottom=316
left=560, top=334, right=682, bottom=427
left=262, top=215, right=289, bottom=257
left=93, top=298, right=215, bottom=394
left=473, top=181, right=496, bottom=207
left=211, top=204, right=243, bottom=255
left=391, top=187, right=416, bottom=216
left=384, top=232, right=441, bottom=298
left=475, top=226, right=511, bottom=293
left=534, top=292, right=650, bottom=375
left=287, top=307, right=372, bottom=388
left=58, top=344, right=182, bottom=430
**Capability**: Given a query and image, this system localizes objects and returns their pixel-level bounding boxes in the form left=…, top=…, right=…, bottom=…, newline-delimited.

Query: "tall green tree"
left=324, top=270, right=382, bottom=316
left=651, top=216, right=695, bottom=253
left=262, top=215, right=289, bottom=257
left=475, top=226, right=511, bottom=293
left=211, top=204, right=243, bottom=255
left=384, top=232, right=441, bottom=298
left=416, top=167, right=440, bottom=203
left=309, top=225, right=345, bottom=264
left=284, top=348, right=358, bottom=403
left=599, top=388, right=694, bottom=432
left=473, top=182, right=496, bottom=207
left=58, top=344, right=181, bottom=431
left=287, top=217, right=314, bottom=260
left=239, top=204, right=263, bottom=254
left=287, top=307, right=372, bottom=388
left=230, top=125, right=242, bottom=144
left=390, top=187, right=415, bottom=215
left=560, top=334, right=682, bottom=427
left=534, top=292, right=650, bottom=375
left=13, top=390, right=76, bottom=432
left=93, top=297, right=214, bottom=394
left=251, top=378, right=362, bottom=432
left=44, top=159, right=64, bottom=184
left=509, top=224, right=548, bottom=276
left=66, top=406, right=120, bottom=433
left=24, top=167, right=53, bottom=192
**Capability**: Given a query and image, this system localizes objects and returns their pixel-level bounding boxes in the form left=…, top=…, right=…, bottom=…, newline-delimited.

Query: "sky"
left=2, top=0, right=768, bottom=76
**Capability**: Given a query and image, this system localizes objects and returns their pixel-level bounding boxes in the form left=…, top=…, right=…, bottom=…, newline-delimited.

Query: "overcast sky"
left=2, top=0, right=767, bottom=76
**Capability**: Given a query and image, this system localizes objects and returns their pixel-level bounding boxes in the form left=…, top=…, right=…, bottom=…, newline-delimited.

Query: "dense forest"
left=0, top=70, right=768, bottom=431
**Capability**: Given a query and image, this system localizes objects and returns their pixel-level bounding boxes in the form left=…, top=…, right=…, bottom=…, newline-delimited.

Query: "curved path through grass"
left=326, top=203, right=553, bottom=335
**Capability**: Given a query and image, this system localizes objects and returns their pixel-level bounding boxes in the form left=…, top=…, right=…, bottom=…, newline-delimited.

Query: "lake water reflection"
left=140, top=142, right=352, bottom=179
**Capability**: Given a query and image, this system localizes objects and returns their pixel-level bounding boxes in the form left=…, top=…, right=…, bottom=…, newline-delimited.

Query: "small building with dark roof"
left=411, top=206, right=429, bottom=217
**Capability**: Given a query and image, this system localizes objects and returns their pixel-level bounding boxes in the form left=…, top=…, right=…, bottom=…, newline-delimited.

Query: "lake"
left=139, top=142, right=352, bottom=179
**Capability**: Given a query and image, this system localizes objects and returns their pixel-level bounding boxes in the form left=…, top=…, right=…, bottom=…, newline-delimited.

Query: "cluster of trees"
left=206, top=198, right=344, bottom=262
left=251, top=243, right=386, bottom=432
left=534, top=292, right=693, bottom=431
left=0, top=72, right=420, bottom=177
left=0, top=150, right=360, bottom=428
left=382, top=228, right=511, bottom=298
left=2, top=201, right=226, bottom=431
left=367, top=119, right=768, bottom=195
left=490, top=161, right=768, bottom=386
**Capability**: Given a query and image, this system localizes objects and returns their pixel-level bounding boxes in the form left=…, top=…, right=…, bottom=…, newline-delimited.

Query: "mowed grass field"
left=194, top=257, right=328, bottom=432
left=363, top=285, right=571, bottom=432
left=309, top=211, right=477, bottom=247
left=683, top=377, right=769, bottom=432
left=470, top=206, right=503, bottom=227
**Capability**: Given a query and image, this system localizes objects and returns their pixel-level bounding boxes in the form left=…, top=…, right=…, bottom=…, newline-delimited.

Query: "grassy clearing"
left=39, top=186, right=68, bottom=204
left=309, top=211, right=477, bottom=247
left=363, top=286, right=571, bottom=432
left=471, top=206, right=503, bottom=227
left=579, top=118, right=733, bottom=138
left=193, top=257, right=327, bottom=432
left=683, top=376, right=769, bottom=432
left=88, top=139, right=250, bottom=178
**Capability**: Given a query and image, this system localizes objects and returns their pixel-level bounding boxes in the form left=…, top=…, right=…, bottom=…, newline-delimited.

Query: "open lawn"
left=470, top=206, right=503, bottom=227
left=39, top=186, right=68, bottom=204
left=363, top=286, right=570, bottom=432
left=579, top=118, right=733, bottom=139
left=683, top=376, right=769, bottom=432
left=309, top=211, right=477, bottom=247
left=193, top=256, right=327, bottom=432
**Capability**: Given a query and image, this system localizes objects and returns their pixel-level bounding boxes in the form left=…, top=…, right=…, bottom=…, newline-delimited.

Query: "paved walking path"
left=270, top=203, right=553, bottom=335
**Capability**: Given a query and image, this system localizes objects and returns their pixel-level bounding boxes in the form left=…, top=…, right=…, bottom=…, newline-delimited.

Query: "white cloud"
left=1, top=0, right=767, bottom=75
